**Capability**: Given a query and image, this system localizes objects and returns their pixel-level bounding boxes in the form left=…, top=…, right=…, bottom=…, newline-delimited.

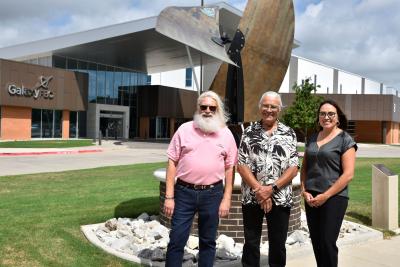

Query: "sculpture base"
left=158, top=182, right=301, bottom=243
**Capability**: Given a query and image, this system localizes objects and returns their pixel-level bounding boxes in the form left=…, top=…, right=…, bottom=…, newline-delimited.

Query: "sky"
left=0, top=0, right=399, bottom=90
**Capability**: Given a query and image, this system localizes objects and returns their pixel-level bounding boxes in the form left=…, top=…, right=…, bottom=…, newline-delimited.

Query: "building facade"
left=151, top=54, right=400, bottom=144
left=0, top=2, right=398, bottom=144
left=0, top=59, right=87, bottom=140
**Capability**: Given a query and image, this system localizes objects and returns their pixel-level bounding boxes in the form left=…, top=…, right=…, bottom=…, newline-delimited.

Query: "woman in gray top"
left=300, top=99, right=357, bottom=267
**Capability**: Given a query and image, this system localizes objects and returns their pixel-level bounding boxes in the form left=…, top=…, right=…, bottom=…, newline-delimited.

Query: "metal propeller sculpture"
left=156, top=0, right=295, bottom=124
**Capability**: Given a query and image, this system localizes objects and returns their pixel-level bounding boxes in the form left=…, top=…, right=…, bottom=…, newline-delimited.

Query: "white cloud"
left=294, top=0, right=400, bottom=89
left=304, top=2, right=323, bottom=18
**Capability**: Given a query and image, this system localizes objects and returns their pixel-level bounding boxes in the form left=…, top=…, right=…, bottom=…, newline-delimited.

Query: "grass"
left=0, top=158, right=399, bottom=266
left=0, top=140, right=94, bottom=148
left=0, top=162, right=165, bottom=267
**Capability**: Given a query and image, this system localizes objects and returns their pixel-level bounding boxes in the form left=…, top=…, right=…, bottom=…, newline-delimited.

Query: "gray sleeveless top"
left=305, top=131, right=357, bottom=198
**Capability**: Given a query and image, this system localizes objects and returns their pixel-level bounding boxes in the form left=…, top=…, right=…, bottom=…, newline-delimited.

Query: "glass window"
left=129, top=106, right=137, bottom=139
left=130, top=72, right=137, bottom=86
left=185, top=68, right=193, bottom=87
left=146, top=75, right=152, bottom=85
left=114, top=70, right=122, bottom=105
left=97, top=65, right=106, bottom=104
left=31, top=109, right=41, bottom=138
left=88, top=63, right=97, bottom=103
left=69, top=111, right=77, bottom=138
left=119, top=72, right=130, bottom=106
left=53, top=55, right=66, bottom=69
left=149, top=118, right=156, bottom=138
left=77, top=60, right=88, bottom=72
left=42, top=109, right=54, bottom=138
left=67, top=58, right=77, bottom=70
left=54, top=110, right=62, bottom=138
left=106, top=66, right=114, bottom=105
left=78, top=111, right=86, bottom=138
left=156, top=117, right=169, bottom=138
left=38, top=56, right=51, bottom=67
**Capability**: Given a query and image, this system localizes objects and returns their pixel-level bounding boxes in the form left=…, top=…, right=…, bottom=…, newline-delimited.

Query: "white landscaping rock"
left=186, top=235, right=199, bottom=250
left=84, top=209, right=378, bottom=266
left=217, top=234, right=235, bottom=252
left=286, top=230, right=309, bottom=245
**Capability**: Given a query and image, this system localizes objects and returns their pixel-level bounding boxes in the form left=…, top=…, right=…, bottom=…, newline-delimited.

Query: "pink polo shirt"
left=167, top=121, right=238, bottom=185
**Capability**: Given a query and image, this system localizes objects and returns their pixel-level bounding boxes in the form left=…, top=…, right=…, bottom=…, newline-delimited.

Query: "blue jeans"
left=165, top=182, right=223, bottom=267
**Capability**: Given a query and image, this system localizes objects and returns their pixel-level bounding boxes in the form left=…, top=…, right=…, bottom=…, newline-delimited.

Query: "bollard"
left=372, top=164, right=398, bottom=230
left=98, top=131, right=102, bottom=146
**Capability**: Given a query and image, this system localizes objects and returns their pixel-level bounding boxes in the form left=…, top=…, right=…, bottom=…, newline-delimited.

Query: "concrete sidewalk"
left=0, top=140, right=168, bottom=176
left=287, top=235, right=400, bottom=267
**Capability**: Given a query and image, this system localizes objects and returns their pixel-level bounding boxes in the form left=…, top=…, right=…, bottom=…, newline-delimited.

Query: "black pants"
left=242, top=203, right=291, bottom=267
left=305, top=191, right=348, bottom=267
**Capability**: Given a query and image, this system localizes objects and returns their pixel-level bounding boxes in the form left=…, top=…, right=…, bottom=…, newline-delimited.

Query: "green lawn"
left=0, top=162, right=164, bottom=267
left=0, top=159, right=399, bottom=266
left=0, top=140, right=94, bottom=148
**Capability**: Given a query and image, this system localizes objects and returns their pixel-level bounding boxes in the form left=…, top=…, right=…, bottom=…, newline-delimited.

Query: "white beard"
left=193, top=113, right=224, bottom=133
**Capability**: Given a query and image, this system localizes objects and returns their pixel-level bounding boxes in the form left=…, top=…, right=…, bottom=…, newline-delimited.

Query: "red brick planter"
left=155, top=170, right=301, bottom=243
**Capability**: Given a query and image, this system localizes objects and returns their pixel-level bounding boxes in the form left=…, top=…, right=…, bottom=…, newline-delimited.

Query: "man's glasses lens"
left=319, top=112, right=336, bottom=118
left=262, top=104, right=279, bottom=111
left=200, top=105, right=217, bottom=112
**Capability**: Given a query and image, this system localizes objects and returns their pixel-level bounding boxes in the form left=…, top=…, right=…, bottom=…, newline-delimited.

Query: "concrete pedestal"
left=372, top=164, right=398, bottom=230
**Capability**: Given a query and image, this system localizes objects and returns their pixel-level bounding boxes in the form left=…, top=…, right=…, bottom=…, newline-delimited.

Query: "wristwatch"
left=272, top=183, right=279, bottom=192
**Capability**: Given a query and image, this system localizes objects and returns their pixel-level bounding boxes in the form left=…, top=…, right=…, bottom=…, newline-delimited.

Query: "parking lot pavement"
left=356, top=143, right=400, bottom=158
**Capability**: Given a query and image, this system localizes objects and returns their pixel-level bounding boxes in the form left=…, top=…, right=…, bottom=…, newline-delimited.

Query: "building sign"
left=7, top=75, right=55, bottom=99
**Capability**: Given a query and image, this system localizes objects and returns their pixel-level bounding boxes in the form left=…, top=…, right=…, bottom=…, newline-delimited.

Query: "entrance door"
left=100, top=117, right=123, bottom=139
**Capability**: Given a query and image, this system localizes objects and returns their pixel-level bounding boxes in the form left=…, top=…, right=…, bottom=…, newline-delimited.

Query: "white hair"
left=258, top=91, right=283, bottom=110
left=197, top=91, right=230, bottom=123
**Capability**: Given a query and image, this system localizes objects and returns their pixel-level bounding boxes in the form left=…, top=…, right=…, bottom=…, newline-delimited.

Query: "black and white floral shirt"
left=238, top=121, right=299, bottom=207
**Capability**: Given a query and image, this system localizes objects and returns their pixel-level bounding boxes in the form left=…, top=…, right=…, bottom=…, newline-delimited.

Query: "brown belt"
left=176, top=178, right=222, bottom=190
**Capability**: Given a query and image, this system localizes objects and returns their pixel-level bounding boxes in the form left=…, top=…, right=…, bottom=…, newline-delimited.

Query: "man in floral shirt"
left=238, top=91, right=299, bottom=267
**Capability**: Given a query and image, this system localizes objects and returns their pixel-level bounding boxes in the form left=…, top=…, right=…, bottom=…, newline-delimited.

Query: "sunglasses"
left=200, top=105, right=217, bottom=112
left=319, top=112, right=336, bottom=118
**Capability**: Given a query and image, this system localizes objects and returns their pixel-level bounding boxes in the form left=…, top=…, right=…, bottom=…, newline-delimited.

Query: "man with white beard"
left=164, top=91, right=238, bottom=267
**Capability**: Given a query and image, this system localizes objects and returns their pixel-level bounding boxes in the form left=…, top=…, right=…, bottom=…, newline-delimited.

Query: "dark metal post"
left=200, top=0, right=204, bottom=92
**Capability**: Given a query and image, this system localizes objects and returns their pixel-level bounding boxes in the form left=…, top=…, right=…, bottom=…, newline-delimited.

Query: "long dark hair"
left=316, top=99, right=348, bottom=131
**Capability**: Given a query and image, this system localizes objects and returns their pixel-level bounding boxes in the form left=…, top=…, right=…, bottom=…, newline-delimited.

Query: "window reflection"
left=51, top=55, right=148, bottom=137
left=31, top=109, right=63, bottom=138
left=70, top=111, right=77, bottom=138
left=31, top=109, right=41, bottom=138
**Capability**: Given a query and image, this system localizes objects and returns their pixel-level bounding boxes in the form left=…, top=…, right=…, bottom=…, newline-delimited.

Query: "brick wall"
left=62, top=110, right=70, bottom=139
left=159, top=182, right=302, bottom=243
left=1, top=106, right=31, bottom=140
left=355, top=120, right=382, bottom=143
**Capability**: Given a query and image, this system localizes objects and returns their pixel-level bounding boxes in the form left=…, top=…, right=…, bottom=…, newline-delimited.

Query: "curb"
left=81, top=224, right=163, bottom=267
left=0, top=149, right=103, bottom=156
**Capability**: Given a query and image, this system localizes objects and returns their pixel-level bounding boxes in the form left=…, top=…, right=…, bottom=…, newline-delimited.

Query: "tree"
left=281, top=78, right=323, bottom=142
